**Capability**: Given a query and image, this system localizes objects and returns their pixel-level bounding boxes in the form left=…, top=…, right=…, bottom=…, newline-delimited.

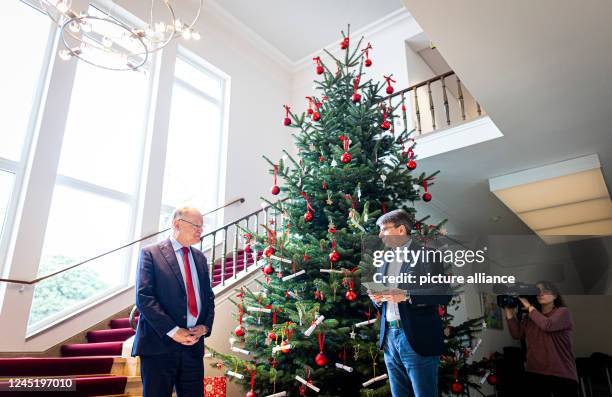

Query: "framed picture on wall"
left=481, top=292, right=503, bottom=330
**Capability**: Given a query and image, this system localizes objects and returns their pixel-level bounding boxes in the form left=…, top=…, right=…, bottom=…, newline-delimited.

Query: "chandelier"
left=39, top=0, right=203, bottom=71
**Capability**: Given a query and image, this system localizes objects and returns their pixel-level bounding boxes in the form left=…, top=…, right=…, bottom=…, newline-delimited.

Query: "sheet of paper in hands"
left=362, top=282, right=406, bottom=296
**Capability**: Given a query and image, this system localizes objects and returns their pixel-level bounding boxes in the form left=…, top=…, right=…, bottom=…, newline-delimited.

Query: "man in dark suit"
left=369, top=209, right=451, bottom=397
left=132, top=206, right=215, bottom=397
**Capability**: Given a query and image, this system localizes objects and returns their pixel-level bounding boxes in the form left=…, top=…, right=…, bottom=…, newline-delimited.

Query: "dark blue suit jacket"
left=375, top=241, right=451, bottom=356
left=131, top=238, right=215, bottom=357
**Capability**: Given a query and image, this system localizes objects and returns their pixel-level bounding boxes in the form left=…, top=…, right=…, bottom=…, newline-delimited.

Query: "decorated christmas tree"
left=206, top=27, right=496, bottom=397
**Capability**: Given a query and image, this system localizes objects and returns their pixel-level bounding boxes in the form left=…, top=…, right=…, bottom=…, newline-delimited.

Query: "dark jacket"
left=374, top=241, right=451, bottom=356
left=131, top=238, right=215, bottom=356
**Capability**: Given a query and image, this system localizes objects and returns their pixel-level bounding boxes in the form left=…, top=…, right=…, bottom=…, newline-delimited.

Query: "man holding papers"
left=369, top=209, right=451, bottom=397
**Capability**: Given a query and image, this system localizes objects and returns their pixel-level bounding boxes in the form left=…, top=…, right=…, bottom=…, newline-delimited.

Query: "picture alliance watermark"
left=372, top=246, right=488, bottom=268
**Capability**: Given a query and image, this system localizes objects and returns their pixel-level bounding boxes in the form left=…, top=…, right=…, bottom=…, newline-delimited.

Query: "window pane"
left=174, top=58, right=222, bottom=101
left=161, top=83, right=222, bottom=229
left=31, top=185, right=132, bottom=325
left=0, top=170, right=15, bottom=241
left=57, top=61, right=150, bottom=194
left=0, top=2, right=51, bottom=161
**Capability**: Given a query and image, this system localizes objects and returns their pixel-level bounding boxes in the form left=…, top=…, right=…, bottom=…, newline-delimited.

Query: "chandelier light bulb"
left=155, top=22, right=166, bottom=33
left=58, top=49, right=72, bottom=61
left=181, top=28, right=192, bottom=40
left=102, top=36, right=113, bottom=48
left=174, top=18, right=183, bottom=31
left=68, top=21, right=80, bottom=32
left=55, top=0, right=69, bottom=13
left=192, top=31, right=201, bottom=40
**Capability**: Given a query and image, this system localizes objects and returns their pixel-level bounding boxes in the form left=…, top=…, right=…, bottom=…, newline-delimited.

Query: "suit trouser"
left=383, top=328, right=439, bottom=397
left=140, top=346, right=204, bottom=397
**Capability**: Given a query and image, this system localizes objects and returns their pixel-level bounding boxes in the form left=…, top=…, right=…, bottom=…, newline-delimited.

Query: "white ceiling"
left=403, top=0, right=612, bottom=237
left=208, top=0, right=405, bottom=62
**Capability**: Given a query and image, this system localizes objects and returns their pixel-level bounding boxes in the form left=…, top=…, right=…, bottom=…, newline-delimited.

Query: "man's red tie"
left=181, top=247, right=199, bottom=318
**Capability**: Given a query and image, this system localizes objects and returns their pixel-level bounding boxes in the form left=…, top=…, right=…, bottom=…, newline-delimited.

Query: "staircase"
left=0, top=316, right=140, bottom=396
left=0, top=200, right=275, bottom=396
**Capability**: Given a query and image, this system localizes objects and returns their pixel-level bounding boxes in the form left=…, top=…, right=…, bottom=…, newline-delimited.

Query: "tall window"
left=159, top=51, right=228, bottom=233
left=28, top=5, right=154, bottom=330
left=0, top=1, right=54, bottom=271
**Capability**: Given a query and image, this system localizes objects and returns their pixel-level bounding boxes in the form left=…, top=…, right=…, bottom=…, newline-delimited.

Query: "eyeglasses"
left=380, top=224, right=401, bottom=233
left=178, top=218, right=203, bottom=230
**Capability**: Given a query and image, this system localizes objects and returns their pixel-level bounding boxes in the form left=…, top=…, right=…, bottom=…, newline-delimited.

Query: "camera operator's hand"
left=518, top=297, right=535, bottom=312
left=504, top=307, right=515, bottom=319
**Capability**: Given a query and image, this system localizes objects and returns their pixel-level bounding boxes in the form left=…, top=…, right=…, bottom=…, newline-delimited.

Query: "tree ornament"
left=407, top=159, right=417, bottom=170
left=351, top=75, right=361, bottom=103
left=381, top=107, right=391, bottom=130
left=315, top=332, right=327, bottom=366
left=280, top=340, right=290, bottom=354
left=384, top=75, right=396, bottom=95
left=245, top=364, right=257, bottom=397
left=271, top=164, right=280, bottom=195
left=340, top=136, right=352, bottom=163
left=301, top=192, right=315, bottom=222
left=268, top=331, right=276, bottom=340
left=451, top=382, right=464, bottom=394
left=422, top=179, right=432, bottom=202
left=305, top=96, right=314, bottom=116
left=234, top=325, right=245, bottom=337
left=264, top=246, right=275, bottom=257
left=304, top=211, right=314, bottom=222
left=313, top=57, right=323, bottom=75
left=362, top=42, right=373, bottom=67
left=283, top=105, right=291, bottom=126
left=340, top=36, right=349, bottom=50
left=263, top=262, right=274, bottom=275
left=487, top=374, right=498, bottom=385
left=312, top=111, right=321, bottom=121
left=246, top=391, right=256, bottom=397
left=345, top=288, right=357, bottom=301
left=244, top=233, right=253, bottom=253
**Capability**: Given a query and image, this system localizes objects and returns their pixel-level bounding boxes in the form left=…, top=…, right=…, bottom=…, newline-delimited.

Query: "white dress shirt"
left=166, top=237, right=202, bottom=338
left=385, top=239, right=412, bottom=322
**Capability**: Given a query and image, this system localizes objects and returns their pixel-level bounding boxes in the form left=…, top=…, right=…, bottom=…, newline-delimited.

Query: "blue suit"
left=132, top=238, right=215, bottom=397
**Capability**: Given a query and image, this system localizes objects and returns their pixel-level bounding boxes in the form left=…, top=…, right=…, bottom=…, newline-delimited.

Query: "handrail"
left=385, top=70, right=455, bottom=101
left=0, top=197, right=245, bottom=285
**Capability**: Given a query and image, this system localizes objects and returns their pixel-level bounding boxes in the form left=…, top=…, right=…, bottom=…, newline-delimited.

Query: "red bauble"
left=422, top=192, right=432, bottom=202
left=268, top=331, right=276, bottom=340
left=304, top=211, right=314, bottom=222
left=386, top=86, right=394, bottom=95
left=351, top=93, right=361, bottom=103
left=329, top=250, right=340, bottom=262
left=271, top=185, right=280, bottom=195
left=341, top=152, right=352, bottom=164
left=244, top=244, right=252, bottom=253
left=315, top=101, right=323, bottom=109
left=246, top=391, right=257, bottom=397
left=234, top=325, right=245, bottom=337
left=262, top=263, right=274, bottom=275
left=381, top=121, right=391, bottom=130
left=345, top=289, right=357, bottom=301
left=263, top=246, right=275, bottom=257
left=365, top=58, right=372, bottom=67
left=299, top=384, right=306, bottom=396
left=319, top=155, right=325, bottom=162
left=315, top=352, right=328, bottom=366
left=340, top=40, right=348, bottom=50
left=487, top=374, right=498, bottom=385
left=316, top=65, right=324, bottom=75
left=281, top=340, right=290, bottom=354
left=451, top=382, right=464, bottom=394
left=303, top=254, right=310, bottom=262
left=312, top=112, right=321, bottom=121
left=307, top=108, right=314, bottom=115
left=283, top=117, right=291, bottom=126
left=407, top=160, right=417, bottom=170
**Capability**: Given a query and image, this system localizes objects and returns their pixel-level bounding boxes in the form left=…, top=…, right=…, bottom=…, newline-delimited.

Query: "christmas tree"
left=206, top=27, right=494, bottom=397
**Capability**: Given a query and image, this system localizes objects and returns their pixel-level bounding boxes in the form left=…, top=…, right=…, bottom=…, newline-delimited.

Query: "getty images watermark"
left=372, top=246, right=487, bottom=268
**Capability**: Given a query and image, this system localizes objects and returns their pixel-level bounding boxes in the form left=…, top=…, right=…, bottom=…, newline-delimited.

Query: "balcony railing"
left=384, top=70, right=484, bottom=136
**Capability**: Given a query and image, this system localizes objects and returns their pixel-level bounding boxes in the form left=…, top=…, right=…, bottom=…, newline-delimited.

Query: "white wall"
left=0, top=0, right=293, bottom=351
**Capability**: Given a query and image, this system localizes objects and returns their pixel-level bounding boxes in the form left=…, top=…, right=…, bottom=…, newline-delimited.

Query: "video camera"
left=493, top=282, right=539, bottom=309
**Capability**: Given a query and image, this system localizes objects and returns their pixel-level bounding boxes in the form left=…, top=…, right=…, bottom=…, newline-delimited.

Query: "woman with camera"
left=504, top=281, right=578, bottom=397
